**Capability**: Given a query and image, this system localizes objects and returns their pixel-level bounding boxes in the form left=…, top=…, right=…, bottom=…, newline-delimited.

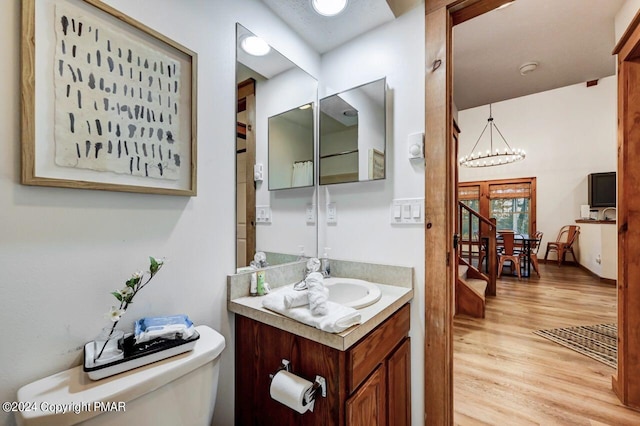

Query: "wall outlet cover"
left=327, top=202, right=337, bottom=224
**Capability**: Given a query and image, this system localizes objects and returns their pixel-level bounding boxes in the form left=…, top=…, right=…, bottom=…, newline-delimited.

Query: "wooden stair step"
left=458, top=265, right=469, bottom=279
left=462, top=278, right=487, bottom=300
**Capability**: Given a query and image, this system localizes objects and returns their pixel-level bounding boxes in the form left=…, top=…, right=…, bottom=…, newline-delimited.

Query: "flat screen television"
left=588, top=172, right=616, bottom=208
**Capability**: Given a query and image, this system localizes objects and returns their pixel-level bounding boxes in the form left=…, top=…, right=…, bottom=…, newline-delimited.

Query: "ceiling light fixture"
left=240, top=36, right=271, bottom=56
left=343, top=109, right=358, bottom=117
left=459, top=104, right=525, bottom=168
left=311, top=0, right=348, bottom=17
left=299, top=104, right=312, bottom=110
left=519, top=61, right=538, bottom=75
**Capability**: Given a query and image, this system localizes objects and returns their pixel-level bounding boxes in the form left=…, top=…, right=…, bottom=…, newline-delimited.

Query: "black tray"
left=83, top=331, right=200, bottom=380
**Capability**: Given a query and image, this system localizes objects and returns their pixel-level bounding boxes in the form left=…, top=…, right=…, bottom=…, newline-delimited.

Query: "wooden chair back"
left=531, top=231, right=543, bottom=254
left=501, top=232, right=516, bottom=255
left=556, top=225, right=580, bottom=247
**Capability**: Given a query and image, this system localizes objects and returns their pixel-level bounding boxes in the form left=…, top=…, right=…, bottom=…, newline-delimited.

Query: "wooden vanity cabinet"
left=235, top=303, right=411, bottom=426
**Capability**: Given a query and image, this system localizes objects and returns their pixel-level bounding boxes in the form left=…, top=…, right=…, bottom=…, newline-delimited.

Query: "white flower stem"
left=96, top=263, right=163, bottom=360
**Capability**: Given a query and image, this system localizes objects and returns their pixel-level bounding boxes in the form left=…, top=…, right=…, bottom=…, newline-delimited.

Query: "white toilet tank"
left=16, top=325, right=225, bottom=426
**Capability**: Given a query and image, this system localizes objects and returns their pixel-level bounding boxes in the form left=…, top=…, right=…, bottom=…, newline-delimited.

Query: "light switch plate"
left=255, top=205, right=272, bottom=224
left=390, top=198, right=424, bottom=224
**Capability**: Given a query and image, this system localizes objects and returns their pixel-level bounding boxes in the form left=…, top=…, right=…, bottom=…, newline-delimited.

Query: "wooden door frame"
left=612, top=9, right=640, bottom=410
left=425, top=0, right=640, bottom=423
left=237, top=79, right=256, bottom=267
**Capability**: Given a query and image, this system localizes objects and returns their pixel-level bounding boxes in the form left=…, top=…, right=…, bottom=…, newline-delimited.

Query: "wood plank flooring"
left=454, top=263, right=640, bottom=425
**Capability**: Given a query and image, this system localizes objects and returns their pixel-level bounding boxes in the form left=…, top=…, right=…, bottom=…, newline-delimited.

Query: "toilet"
left=16, top=325, right=225, bottom=426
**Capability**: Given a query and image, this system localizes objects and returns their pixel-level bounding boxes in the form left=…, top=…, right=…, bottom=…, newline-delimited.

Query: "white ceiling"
left=453, top=0, right=625, bottom=110
left=258, top=0, right=625, bottom=111
left=260, top=0, right=395, bottom=53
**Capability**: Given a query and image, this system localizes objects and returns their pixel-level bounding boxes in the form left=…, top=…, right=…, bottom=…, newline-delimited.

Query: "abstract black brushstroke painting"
left=53, top=3, right=182, bottom=180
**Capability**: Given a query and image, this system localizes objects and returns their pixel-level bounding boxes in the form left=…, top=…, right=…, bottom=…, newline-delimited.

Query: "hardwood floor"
left=454, top=263, right=640, bottom=425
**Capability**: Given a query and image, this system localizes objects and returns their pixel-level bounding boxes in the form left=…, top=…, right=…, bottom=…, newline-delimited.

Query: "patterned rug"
left=533, top=323, right=617, bottom=369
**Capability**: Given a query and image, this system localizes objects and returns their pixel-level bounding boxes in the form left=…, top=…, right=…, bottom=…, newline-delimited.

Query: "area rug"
left=533, top=323, right=617, bottom=368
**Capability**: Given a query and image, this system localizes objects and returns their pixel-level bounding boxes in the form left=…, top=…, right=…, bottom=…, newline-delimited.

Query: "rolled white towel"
left=306, top=273, right=328, bottom=316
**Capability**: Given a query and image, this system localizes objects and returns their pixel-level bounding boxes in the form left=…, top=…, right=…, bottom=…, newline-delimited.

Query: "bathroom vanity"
left=228, top=259, right=413, bottom=425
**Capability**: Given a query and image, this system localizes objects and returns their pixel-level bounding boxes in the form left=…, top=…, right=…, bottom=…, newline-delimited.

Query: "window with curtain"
left=458, top=178, right=536, bottom=236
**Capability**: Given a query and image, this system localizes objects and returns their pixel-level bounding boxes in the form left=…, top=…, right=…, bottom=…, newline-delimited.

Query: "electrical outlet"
left=306, top=204, right=316, bottom=224
left=327, top=202, right=337, bottom=224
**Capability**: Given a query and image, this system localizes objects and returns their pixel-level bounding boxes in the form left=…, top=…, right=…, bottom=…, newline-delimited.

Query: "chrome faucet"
left=601, top=207, right=616, bottom=221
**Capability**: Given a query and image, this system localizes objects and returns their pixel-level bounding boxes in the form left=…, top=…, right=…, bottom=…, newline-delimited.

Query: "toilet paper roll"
left=269, top=370, right=315, bottom=414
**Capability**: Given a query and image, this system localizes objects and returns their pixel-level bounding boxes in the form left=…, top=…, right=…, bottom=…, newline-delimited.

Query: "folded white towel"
left=262, top=293, right=361, bottom=333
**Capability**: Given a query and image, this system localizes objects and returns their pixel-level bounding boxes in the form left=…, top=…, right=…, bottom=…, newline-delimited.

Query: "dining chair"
left=528, top=231, right=544, bottom=277
left=544, top=225, right=580, bottom=266
left=498, top=232, right=521, bottom=279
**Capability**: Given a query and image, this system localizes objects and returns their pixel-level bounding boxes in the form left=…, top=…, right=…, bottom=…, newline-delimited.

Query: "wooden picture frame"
left=21, top=0, right=197, bottom=196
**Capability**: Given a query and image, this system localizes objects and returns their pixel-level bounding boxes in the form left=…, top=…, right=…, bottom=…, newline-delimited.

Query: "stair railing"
left=457, top=202, right=497, bottom=296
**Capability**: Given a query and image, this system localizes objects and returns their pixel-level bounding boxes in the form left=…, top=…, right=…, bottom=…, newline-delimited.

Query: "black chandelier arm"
left=491, top=122, right=514, bottom=152
left=467, top=121, right=490, bottom=157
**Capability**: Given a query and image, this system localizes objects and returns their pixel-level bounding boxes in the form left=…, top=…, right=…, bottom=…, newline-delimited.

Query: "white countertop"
left=228, top=281, right=413, bottom=351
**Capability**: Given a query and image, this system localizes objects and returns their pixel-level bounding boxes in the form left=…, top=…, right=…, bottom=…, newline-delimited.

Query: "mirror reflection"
left=319, top=78, right=386, bottom=185
left=235, top=23, right=318, bottom=271
left=268, top=104, right=314, bottom=190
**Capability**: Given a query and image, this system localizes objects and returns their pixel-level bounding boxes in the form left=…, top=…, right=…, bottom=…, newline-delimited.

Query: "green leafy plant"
left=97, top=256, right=164, bottom=359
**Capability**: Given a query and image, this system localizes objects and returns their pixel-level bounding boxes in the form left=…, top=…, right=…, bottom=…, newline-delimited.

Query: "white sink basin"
left=324, top=277, right=382, bottom=309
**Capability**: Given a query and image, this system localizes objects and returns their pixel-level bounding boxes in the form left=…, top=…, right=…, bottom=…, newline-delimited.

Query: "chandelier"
left=458, top=104, right=526, bottom=168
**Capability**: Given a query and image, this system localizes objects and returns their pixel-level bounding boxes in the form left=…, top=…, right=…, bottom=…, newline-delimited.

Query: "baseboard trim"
left=540, top=259, right=616, bottom=285
left=577, top=263, right=617, bottom=286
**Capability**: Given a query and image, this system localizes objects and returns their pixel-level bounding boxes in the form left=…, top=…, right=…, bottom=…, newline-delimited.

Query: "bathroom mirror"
left=268, top=103, right=314, bottom=190
left=235, top=24, right=318, bottom=271
left=319, top=78, right=386, bottom=185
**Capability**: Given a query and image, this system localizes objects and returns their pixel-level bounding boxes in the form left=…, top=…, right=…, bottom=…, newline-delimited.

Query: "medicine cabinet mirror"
left=268, top=104, right=314, bottom=190
left=235, top=23, right=318, bottom=271
left=319, top=78, right=386, bottom=185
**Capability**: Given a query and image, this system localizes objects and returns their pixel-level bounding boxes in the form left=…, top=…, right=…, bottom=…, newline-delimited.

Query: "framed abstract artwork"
left=21, top=0, right=197, bottom=196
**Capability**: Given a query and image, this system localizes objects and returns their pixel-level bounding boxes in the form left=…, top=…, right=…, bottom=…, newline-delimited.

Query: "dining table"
left=481, top=233, right=541, bottom=278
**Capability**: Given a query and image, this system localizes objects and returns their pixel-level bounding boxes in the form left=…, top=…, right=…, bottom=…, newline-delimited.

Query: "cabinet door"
left=387, top=338, right=411, bottom=426
left=346, top=364, right=386, bottom=426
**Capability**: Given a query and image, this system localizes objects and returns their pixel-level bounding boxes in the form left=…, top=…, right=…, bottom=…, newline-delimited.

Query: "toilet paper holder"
left=269, top=359, right=327, bottom=402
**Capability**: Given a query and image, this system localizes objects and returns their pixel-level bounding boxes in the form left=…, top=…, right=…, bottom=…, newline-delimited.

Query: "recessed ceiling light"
left=240, top=36, right=271, bottom=56
left=299, top=104, right=312, bottom=110
left=311, top=0, right=348, bottom=17
left=343, top=109, right=358, bottom=117
left=519, top=62, right=539, bottom=75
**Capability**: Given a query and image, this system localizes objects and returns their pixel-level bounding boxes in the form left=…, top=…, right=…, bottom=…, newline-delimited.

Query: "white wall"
left=578, top=222, right=618, bottom=279
left=615, top=0, right=640, bottom=42
left=317, top=6, right=426, bottom=425
left=458, top=76, right=617, bottom=262
left=0, top=1, right=318, bottom=425
left=255, top=65, right=317, bottom=258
